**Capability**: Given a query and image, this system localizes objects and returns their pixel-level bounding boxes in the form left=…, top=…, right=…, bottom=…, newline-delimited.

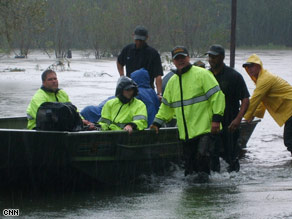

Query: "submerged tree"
left=0, top=0, right=47, bottom=57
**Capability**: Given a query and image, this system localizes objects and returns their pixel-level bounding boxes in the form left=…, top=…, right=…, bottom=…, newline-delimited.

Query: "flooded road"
left=0, top=50, right=292, bottom=218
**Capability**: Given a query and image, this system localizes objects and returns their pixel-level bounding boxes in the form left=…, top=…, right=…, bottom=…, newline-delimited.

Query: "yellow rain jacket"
left=153, top=65, right=225, bottom=140
left=244, top=54, right=292, bottom=126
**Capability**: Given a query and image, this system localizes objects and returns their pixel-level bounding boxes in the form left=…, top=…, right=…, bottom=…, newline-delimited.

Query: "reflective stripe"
left=133, top=115, right=147, bottom=121
left=115, top=123, right=126, bottom=129
left=98, top=117, right=111, bottom=125
left=27, top=114, right=33, bottom=120
left=153, top=117, right=165, bottom=126
left=162, top=85, right=220, bottom=108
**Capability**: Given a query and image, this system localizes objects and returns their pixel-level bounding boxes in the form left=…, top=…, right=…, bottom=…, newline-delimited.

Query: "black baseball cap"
left=206, top=44, right=225, bottom=56
left=171, top=46, right=189, bottom=59
left=242, top=62, right=254, bottom=67
left=134, top=25, right=148, bottom=41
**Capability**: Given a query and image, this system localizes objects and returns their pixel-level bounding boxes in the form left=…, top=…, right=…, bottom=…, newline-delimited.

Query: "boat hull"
left=0, top=117, right=259, bottom=188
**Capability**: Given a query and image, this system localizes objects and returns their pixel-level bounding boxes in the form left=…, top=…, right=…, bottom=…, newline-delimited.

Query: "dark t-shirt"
left=117, top=43, right=163, bottom=88
left=211, top=64, right=250, bottom=127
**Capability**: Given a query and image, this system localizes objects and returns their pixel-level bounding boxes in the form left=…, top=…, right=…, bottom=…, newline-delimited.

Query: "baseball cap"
left=206, top=44, right=225, bottom=56
left=242, top=62, right=255, bottom=67
left=171, top=46, right=189, bottom=59
left=134, top=25, right=148, bottom=41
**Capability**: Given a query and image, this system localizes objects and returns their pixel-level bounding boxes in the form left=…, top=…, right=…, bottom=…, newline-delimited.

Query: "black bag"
left=36, top=102, right=83, bottom=131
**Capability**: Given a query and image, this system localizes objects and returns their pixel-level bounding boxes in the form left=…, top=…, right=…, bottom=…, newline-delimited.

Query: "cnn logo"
left=3, top=209, right=19, bottom=216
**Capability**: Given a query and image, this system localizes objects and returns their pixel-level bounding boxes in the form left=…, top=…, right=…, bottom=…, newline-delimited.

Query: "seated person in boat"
left=81, top=68, right=159, bottom=127
left=26, top=69, right=94, bottom=130
left=150, top=46, right=225, bottom=176
left=98, top=76, right=148, bottom=134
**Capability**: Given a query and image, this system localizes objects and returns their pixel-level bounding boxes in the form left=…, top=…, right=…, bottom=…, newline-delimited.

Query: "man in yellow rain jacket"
left=243, top=54, right=292, bottom=154
left=150, top=46, right=225, bottom=176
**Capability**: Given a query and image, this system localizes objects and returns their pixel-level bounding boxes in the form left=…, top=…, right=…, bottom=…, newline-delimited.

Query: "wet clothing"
left=82, top=69, right=159, bottom=127
left=162, top=71, right=174, bottom=94
left=284, top=116, right=292, bottom=152
left=210, top=64, right=250, bottom=168
left=153, top=64, right=225, bottom=175
left=153, top=65, right=225, bottom=140
left=131, top=68, right=160, bottom=126
left=117, top=43, right=163, bottom=89
left=98, top=97, right=147, bottom=131
left=80, top=96, right=115, bottom=123
left=98, top=76, right=147, bottom=131
left=211, top=64, right=250, bottom=127
left=244, top=54, right=292, bottom=152
left=26, top=86, right=70, bottom=129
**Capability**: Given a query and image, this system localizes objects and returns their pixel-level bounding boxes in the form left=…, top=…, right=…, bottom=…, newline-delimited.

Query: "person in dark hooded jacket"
left=98, top=76, right=147, bottom=134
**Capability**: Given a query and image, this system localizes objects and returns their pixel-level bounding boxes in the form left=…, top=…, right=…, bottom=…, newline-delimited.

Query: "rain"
left=1, top=0, right=292, bottom=218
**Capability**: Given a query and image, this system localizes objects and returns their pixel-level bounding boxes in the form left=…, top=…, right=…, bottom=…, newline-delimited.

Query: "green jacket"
left=26, top=87, right=70, bottom=129
left=98, top=97, right=147, bottom=131
left=154, top=65, right=225, bottom=140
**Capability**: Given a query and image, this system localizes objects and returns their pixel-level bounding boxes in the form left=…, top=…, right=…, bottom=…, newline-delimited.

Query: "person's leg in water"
left=284, top=116, right=292, bottom=156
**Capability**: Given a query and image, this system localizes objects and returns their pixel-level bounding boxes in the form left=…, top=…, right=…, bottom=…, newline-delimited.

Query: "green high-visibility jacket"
left=26, top=88, right=70, bottom=129
left=98, top=97, right=147, bottom=131
left=154, top=65, right=225, bottom=140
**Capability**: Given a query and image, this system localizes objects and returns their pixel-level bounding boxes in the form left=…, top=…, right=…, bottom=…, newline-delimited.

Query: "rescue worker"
left=117, top=25, right=163, bottom=100
left=243, top=54, right=292, bottom=155
left=27, top=69, right=94, bottom=130
left=206, top=44, right=250, bottom=172
left=150, top=46, right=225, bottom=176
left=98, top=76, right=148, bottom=134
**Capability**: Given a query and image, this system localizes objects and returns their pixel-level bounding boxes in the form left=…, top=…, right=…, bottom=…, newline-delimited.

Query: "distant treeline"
left=0, top=0, right=291, bottom=58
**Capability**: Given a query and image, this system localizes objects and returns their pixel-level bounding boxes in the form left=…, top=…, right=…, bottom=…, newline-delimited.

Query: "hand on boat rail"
left=149, top=124, right=159, bottom=134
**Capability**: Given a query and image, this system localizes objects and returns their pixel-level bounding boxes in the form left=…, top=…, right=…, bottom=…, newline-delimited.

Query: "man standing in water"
left=117, top=25, right=163, bottom=99
left=243, top=54, right=292, bottom=155
left=206, top=44, right=250, bottom=172
left=150, top=46, right=225, bottom=176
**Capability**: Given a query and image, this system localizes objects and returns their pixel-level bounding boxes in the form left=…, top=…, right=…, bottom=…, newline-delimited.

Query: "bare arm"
left=117, top=61, right=124, bottom=76
left=228, top=97, right=250, bottom=131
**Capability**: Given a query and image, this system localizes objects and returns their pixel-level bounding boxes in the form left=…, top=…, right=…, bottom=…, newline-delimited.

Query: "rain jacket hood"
left=243, top=54, right=263, bottom=83
left=131, top=68, right=160, bottom=127
left=244, top=54, right=292, bottom=126
left=131, top=68, right=150, bottom=88
left=115, top=76, right=138, bottom=104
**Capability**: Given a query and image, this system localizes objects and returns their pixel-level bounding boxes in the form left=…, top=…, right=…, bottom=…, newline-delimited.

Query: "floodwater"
left=0, top=50, right=292, bottom=218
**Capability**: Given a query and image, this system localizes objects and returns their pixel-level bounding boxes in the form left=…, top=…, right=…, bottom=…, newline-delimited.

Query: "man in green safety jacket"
left=27, top=69, right=94, bottom=130
left=98, top=76, right=148, bottom=134
left=150, top=46, right=225, bottom=176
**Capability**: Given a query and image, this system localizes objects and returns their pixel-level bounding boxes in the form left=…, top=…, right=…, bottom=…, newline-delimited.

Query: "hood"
left=243, top=54, right=264, bottom=83
left=115, top=76, right=138, bottom=103
left=131, top=68, right=151, bottom=88
left=41, top=85, right=60, bottom=93
left=243, top=54, right=263, bottom=68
